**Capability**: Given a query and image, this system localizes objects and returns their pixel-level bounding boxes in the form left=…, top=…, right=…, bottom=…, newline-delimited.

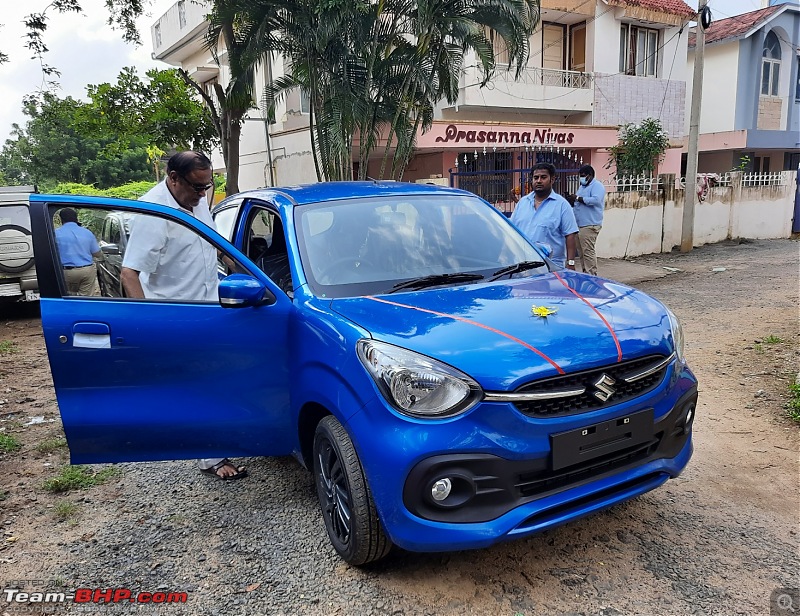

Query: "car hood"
left=330, top=272, right=675, bottom=390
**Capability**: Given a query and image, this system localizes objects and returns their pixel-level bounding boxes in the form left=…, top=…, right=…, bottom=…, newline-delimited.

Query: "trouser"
left=578, top=225, right=601, bottom=276
left=198, top=458, right=225, bottom=471
left=63, top=264, right=100, bottom=296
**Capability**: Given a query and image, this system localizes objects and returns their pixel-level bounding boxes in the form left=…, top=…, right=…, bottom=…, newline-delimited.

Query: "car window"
left=294, top=194, right=546, bottom=298
left=49, top=204, right=250, bottom=302
left=245, top=208, right=293, bottom=296
left=109, top=218, right=121, bottom=245
left=212, top=202, right=241, bottom=241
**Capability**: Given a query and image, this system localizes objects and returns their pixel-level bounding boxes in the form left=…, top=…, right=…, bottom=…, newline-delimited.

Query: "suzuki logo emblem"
left=592, top=374, right=617, bottom=402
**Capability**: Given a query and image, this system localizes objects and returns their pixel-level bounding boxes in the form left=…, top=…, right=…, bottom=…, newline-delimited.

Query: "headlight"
left=356, top=340, right=481, bottom=418
left=667, top=308, right=685, bottom=363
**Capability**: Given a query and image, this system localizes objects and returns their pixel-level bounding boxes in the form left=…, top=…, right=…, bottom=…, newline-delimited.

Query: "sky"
left=0, top=0, right=775, bottom=145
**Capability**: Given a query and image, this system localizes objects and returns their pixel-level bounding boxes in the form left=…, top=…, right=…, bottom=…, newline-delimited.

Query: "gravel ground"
left=1, top=238, right=798, bottom=616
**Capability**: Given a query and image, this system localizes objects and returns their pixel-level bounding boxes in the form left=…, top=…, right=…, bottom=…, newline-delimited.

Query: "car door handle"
left=72, top=322, right=111, bottom=349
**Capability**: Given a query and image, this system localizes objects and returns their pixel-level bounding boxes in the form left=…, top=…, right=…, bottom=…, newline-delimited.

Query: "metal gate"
left=449, top=147, right=583, bottom=214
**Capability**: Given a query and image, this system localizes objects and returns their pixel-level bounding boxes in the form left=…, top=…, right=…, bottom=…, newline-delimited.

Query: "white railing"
left=678, top=172, right=789, bottom=189
left=740, top=171, right=789, bottom=187
left=602, top=176, right=663, bottom=192
left=512, top=67, right=594, bottom=89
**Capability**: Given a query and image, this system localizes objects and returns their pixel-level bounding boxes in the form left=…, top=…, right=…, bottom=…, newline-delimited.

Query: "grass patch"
left=787, top=382, right=800, bottom=423
left=753, top=343, right=764, bottom=354
left=0, top=340, right=17, bottom=354
left=0, top=490, right=8, bottom=501
left=0, top=434, right=21, bottom=453
left=54, top=500, right=79, bottom=521
left=763, top=335, right=783, bottom=344
left=43, top=465, right=121, bottom=493
left=36, top=437, right=68, bottom=454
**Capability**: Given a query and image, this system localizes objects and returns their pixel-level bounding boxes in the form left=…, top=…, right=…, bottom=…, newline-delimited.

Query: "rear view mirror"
left=218, top=274, right=275, bottom=307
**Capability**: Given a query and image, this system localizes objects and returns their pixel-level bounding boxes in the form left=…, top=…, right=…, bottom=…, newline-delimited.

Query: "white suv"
left=0, top=186, right=39, bottom=303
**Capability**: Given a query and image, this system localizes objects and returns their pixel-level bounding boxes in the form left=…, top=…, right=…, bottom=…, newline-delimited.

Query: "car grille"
left=513, top=354, right=671, bottom=417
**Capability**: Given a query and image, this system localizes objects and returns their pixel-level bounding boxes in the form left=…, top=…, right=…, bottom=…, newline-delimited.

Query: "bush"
left=52, top=180, right=156, bottom=200
left=608, top=118, right=670, bottom=179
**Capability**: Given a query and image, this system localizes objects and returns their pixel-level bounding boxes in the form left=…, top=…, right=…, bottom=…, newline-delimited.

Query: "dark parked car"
left=0, top=186, right=39, bottom=303
left=95, top=211, right=134, bottom=298
left=31, top=182, right=697, bottom=565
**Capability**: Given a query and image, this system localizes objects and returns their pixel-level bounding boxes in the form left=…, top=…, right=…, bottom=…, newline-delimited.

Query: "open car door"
left=29, top=194, right=292, bottom=464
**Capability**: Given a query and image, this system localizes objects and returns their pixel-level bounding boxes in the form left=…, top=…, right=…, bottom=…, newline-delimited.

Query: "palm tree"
left=208, top=0, right=539, bottom=182
left=189, top=0, right=264, bottom=195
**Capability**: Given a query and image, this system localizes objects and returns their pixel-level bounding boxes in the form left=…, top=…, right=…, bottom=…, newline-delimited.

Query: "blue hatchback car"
left=29, top=182, right=697, bottom=565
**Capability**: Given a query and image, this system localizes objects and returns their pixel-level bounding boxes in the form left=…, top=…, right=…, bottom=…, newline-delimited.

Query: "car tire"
left=0, top=224, right=35, bottom=274
left=313, top=415, right=392, bottom=565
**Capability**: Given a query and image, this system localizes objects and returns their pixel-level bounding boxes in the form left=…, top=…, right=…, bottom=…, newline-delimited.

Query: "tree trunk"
left=225, top=119, right=242, bottom=195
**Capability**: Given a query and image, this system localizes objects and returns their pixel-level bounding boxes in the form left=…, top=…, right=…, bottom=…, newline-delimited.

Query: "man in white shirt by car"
left=121, top=150, right=248, bottom=481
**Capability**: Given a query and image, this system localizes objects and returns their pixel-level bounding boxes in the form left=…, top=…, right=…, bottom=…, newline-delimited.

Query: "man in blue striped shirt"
left=511, top=163, right=578, bottom=269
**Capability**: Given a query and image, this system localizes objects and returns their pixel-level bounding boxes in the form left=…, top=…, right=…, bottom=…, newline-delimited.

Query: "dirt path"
left=0, top=238, right=797, bottom=616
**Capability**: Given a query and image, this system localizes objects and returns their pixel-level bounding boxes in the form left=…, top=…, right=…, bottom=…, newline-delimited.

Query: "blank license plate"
left=550, top=408, right=654, bottom=471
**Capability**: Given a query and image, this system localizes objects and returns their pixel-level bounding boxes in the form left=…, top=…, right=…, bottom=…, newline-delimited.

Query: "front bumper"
left=347, top=363, right=697, bottom=553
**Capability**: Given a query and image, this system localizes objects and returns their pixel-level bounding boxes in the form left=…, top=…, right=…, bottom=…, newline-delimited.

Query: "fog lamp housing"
left=431, top=478, right=452, bottom=502
left=425, top=474, right=476, bottom=508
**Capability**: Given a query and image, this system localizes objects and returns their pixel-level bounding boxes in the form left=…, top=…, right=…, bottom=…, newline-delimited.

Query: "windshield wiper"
left=389, top=272, right=485, bottom=293
left=489, top=260, right=547, bottom=281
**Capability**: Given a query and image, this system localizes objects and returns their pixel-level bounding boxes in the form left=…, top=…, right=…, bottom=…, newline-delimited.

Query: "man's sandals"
left=200, top=458, right=248, bottom=480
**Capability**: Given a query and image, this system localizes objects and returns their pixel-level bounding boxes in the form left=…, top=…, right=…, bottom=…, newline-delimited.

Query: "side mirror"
left=218, top=274, right=275, bottom=308
left=100, top=244, right=120, bottom=256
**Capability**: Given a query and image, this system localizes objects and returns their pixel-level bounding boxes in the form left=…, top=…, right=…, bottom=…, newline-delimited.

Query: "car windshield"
left=294, top=194, right=548, bottom=298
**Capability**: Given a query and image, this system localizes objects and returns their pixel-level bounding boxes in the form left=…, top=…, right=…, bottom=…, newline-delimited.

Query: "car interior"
left=246, top=209, right=293, bottom=295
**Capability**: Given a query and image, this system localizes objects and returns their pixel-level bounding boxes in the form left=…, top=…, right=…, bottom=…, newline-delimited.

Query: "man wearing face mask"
left=571, top=164, right=605, bottom=276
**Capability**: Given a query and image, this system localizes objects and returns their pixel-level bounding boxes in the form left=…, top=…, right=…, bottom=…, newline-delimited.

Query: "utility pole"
left=681, top=0, right=709, bottom=252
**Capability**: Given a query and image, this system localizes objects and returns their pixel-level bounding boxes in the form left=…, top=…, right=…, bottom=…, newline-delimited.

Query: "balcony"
left=151, top=0, right=212, bottom=65
left=453, top=65, right=594, bottom=113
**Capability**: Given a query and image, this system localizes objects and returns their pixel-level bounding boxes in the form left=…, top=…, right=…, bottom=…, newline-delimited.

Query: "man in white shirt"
left=121, top=150, right=247, bottom=481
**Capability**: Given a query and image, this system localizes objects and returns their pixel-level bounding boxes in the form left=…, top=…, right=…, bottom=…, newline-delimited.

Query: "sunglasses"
left=177, top=174, right=214, bottom=193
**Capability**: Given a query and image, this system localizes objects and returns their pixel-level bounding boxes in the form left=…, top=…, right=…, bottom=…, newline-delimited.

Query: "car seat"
left=256, top=222, right=293, bottom=293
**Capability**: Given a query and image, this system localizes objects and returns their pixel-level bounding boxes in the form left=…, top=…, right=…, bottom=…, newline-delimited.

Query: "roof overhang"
left=602, top=0, right=694, bottom=27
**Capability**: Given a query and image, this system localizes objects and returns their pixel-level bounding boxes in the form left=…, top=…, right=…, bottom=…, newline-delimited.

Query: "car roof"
left=224, top=180, right=470, bottom=208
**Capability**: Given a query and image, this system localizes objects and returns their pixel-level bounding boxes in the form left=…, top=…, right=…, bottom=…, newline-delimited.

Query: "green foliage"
left=210, top=0, right=538, bottom=182
left=49, top=181, right=155, bottom=236
left=1, top=68, right=215, bottom=189
left=0, top=92, right=151, bottom=190
left=52, top=181, right=155, bottom=199
left=213, top=173, right=226, bottom=193
left=83, top=67, right=217, bottom=155
left=43, top=465, right=120, bottom=492
left=0, top=434, right=21, bottom=454
left=54, top=500, right=79, bottom=521
left=735, top=155, right=751, bottom=173
left=36, top=437, right=68, bottom=454
left=0, top=340, right=17, bottom=354
left=763, top=335, right=783, bottom=344
left=608, top=118, right=670, bottom=178
left=787, top=382, right=800, bottom=423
